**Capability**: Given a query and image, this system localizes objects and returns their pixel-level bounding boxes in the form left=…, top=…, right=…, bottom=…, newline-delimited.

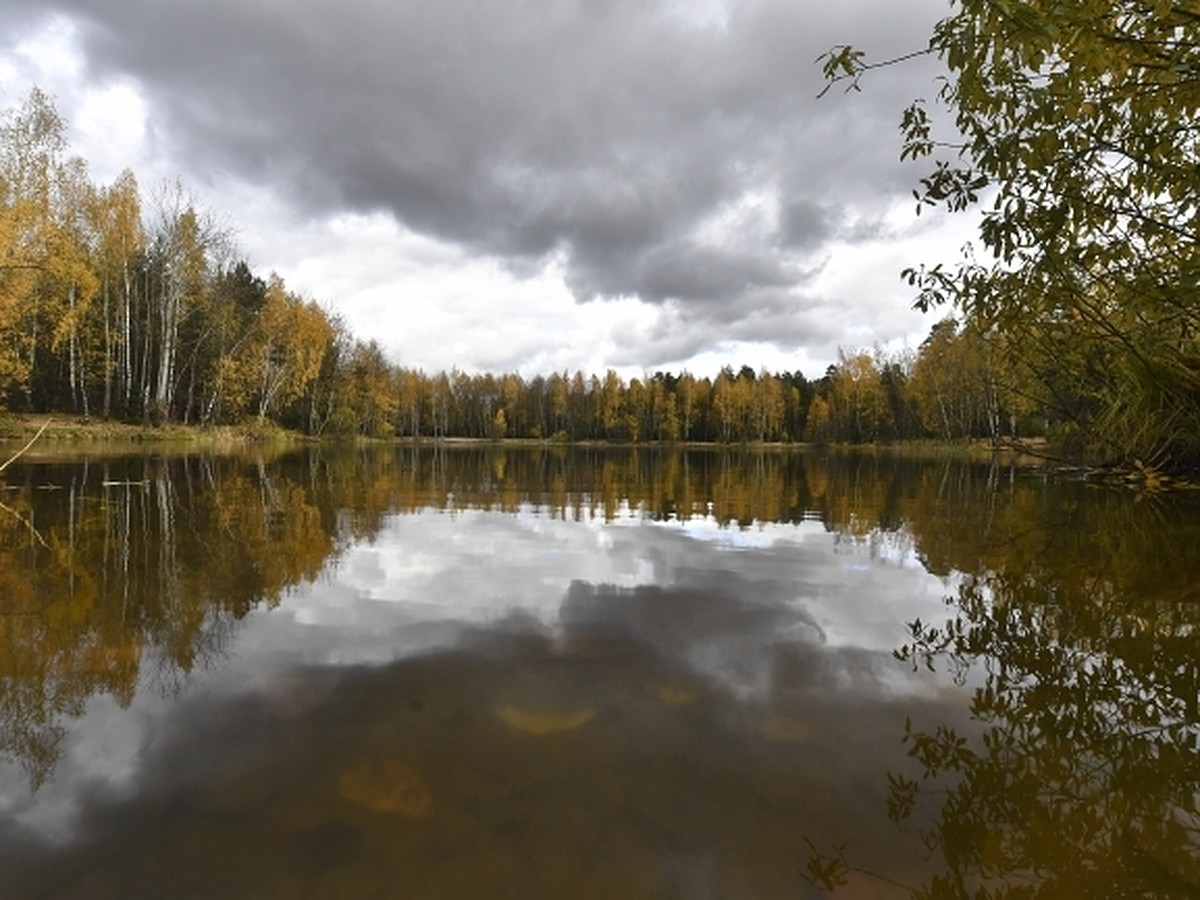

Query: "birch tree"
left=0, top=87, right=64, bottom=406
left=145, top=182, right=226, bottom=423
left=92, top=170, right=144, bottom=418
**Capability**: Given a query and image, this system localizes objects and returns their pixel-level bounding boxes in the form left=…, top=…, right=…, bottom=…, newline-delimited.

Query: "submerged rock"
left=338, top=757, right=432, bottom=818
left=654, top=685, right=698, bottom=706
left=495, top=706, right=597, bottom=735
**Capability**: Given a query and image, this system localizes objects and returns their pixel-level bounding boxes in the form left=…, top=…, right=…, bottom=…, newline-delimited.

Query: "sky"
left=0, top=0, right=967, bottom=380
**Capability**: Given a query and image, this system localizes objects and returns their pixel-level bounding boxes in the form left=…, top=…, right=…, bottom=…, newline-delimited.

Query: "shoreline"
left=3, top=415, right=1194, bottom=488
left=0, top=413, right=1047, bottom=458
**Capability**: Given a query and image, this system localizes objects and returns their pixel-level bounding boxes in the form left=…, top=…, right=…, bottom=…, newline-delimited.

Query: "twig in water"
left=0, top=499, right=49, bottom=548
left=0, top=419, right=51, bottom=474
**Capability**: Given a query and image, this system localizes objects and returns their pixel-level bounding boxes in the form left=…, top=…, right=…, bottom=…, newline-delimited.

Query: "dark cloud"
left=4, top=0, right=948, bottom=320
left=608, top=241, right=801, bottom=306
left=603, top=285, right=846, bottom=370
left=779, top=199, right=832, bottom=249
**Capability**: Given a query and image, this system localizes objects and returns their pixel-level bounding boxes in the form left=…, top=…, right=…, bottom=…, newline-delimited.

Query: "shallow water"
left=0, top=446, right=1197, bottom=897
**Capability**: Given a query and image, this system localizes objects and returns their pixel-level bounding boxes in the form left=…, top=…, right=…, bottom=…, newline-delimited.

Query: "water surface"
left=0, top=446, right=1197, bottom=898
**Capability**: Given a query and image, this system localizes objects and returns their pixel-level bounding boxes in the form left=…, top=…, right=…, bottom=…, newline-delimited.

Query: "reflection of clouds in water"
left=341, top=544, right=388, bottom=589
left=1, top=694, right=147, bottom=844
left=274, top=507, right=950, bottom=668
left=602, top=517, right=950, bottom=657
left=560, top=576, right=825, bottom=701
left=193, top=506, right=955, bottom=711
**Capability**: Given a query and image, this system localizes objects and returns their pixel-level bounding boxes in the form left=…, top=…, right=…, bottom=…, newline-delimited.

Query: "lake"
left=0, top=445, right=1197, bottom=898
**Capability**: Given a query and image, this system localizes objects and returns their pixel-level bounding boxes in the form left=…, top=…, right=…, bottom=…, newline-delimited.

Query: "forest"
left=0, top=79, right=1189, bottom=459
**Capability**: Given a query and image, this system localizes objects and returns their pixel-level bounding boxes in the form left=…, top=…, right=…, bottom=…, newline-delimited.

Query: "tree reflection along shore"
left=804, top=463, right=1200, bottom=897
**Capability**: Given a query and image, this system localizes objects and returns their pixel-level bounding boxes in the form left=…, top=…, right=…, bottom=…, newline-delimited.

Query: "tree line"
left=380, top=332, right=1052, bottom=445
left=0, top=86, right=1094, bottom=448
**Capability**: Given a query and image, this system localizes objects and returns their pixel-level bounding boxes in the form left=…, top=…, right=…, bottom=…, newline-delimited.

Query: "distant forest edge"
left=0, top=88, right=1183, bottom=460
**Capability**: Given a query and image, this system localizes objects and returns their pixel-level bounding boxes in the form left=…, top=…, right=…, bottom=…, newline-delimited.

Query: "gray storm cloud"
left=1, top=0, right=950, bottom=360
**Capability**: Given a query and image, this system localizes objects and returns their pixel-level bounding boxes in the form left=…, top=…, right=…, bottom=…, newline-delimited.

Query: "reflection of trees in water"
left=0, top=452, right=337, bottom=787
left=8, top=435, right=1200, bottom=900
left=340, top=445, right=824, bottom=526
left=342, top=444, right=964, bottom=531
left=807, top=468, right=1200, bottom=896
left=890, top=582, right=1200, bottom=897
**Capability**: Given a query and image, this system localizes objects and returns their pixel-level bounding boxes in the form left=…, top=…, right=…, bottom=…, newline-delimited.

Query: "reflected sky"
left=0, top=492, right=961, bottom=898
left=285, top=506, right=948, bottom=661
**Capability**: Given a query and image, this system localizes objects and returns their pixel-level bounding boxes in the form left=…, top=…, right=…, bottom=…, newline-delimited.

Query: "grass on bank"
left=0, top=414, right=302, bottom=446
